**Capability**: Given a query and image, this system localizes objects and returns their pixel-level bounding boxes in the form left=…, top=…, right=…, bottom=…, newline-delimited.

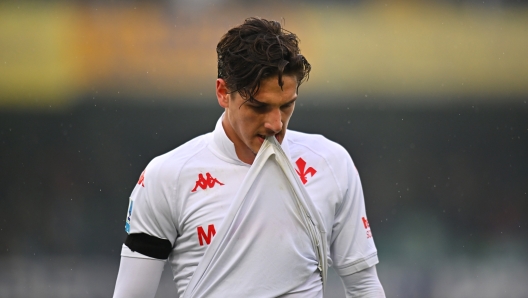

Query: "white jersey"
left=122, top=116, right=379, bottom=297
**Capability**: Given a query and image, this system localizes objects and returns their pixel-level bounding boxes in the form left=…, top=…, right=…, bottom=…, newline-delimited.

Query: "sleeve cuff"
left=334, top=252, right=379, bottom=276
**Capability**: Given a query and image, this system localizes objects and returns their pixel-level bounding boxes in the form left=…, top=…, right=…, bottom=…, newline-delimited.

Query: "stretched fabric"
left=182, top=136, right=327, bottom=298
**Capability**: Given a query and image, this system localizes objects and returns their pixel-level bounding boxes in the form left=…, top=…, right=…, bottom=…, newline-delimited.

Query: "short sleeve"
left=122, top=157, right=178, bottom=258
left=330, top=155, right=379, bottom=276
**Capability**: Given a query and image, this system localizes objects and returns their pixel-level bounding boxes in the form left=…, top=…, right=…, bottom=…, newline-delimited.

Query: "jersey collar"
left=209, top=113, right=292, bottom=165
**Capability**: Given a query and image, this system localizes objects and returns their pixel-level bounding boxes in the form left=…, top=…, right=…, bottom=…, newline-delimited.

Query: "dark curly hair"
left=216, top=17, right=311, bottom=99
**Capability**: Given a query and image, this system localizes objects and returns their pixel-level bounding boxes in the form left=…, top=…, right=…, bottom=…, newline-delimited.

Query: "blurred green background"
left=1, top=0, right=527, bottom=297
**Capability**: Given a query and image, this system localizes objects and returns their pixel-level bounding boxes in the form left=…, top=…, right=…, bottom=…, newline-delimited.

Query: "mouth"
left=257, top=134, right=280, bottom=143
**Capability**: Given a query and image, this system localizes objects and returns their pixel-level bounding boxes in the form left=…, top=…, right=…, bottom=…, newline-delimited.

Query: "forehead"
left=252, top=75, right=298, bottom=104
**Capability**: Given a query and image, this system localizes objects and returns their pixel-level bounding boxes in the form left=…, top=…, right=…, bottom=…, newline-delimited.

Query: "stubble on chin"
left=250, top=145, right=260, bottom=155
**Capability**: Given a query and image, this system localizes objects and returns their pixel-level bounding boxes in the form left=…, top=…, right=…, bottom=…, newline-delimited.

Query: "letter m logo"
left=196, top=224, right=216, bottom=246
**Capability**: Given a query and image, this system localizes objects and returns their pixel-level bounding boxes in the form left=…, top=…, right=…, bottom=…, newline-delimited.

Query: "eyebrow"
left=248, top=96, right=297, bottom=107
left=283, top=97, right=298, bottom=106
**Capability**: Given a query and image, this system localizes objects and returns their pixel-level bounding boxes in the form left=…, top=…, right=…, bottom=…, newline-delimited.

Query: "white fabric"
left=113, top=251, right=165, bottom=298
left=341, top=266, right=386, bottom=298
left=122, top=115, right=379, bottom=296
left=182, top=136, right=326, bottom=297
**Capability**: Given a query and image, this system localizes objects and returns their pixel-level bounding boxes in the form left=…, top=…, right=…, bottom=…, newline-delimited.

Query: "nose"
left=264, top=109, right=283, bottom=134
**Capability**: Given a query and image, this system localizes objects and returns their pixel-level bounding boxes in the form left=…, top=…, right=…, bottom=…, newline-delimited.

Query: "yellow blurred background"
left=1, top=1, right=527, bottom=109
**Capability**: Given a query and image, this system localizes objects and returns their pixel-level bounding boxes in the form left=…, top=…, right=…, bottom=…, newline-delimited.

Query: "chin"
left=250, top=146, right=261, bottom=155
left=247, top=141, right=262, bottom=155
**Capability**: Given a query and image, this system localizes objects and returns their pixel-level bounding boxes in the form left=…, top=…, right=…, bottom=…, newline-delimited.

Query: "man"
left=114, top=17, right=385, bottom=297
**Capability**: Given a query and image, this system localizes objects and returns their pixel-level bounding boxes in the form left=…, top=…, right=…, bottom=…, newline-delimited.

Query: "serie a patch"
left=125, top=198, right=134, bottom=234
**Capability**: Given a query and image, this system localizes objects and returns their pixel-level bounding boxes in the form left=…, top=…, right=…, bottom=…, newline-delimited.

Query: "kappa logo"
left=137, top=170, right=145, bottom=187
left=191, top=173, right=224, bottom=192
left=197, top=224, right=216, bottom=246
left=295, top=157, right=317, bottom=185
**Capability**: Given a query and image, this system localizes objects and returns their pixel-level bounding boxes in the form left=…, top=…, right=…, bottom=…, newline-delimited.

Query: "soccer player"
left=113, top=17, right=385, bottom=298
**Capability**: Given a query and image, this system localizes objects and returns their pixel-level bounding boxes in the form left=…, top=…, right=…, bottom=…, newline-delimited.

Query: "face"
left=216, top=75, right=298, bottom=164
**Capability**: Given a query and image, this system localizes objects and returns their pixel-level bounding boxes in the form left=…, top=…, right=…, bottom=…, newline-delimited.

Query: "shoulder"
left=143, top=133, right=211, bottom=185
left=286, top=130, right=351, bottom=162
left=286, top=130, right=356, bottom=194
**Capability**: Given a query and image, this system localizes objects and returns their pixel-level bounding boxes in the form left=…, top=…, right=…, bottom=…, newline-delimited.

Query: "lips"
left=257, top=134, right=281, bottom=143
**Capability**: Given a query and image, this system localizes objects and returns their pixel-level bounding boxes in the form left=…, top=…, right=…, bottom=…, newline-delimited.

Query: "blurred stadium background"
left=1, top=0, right=527, bottom=297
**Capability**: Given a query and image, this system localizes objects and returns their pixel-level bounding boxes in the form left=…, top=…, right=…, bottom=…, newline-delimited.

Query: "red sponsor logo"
left=366, top=230, right=372, bottom=239
left=362, top=217, right=370, bottom=229
left=137, top=170, right=145, bottom=187
left=197, top=224, right=216, bottom=246
left=295, top=157, right=317, bottom=185
left=191, top=173, right=224, bottom=192
left=362, top=217, right=372, bottom=239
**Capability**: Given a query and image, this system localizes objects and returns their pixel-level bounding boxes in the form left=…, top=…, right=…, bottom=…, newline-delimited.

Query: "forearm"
left=340, top=265, right=385, bottom=298
left=113, top=252, right=166, bottom=298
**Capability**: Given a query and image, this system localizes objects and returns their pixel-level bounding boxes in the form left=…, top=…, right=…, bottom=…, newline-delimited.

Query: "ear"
left=216, top=79, right=230, bottom=108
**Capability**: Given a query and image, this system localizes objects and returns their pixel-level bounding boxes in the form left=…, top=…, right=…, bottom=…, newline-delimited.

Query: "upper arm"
left=330, top=151, right=379, bottom=276
left=123, top=158, right=179, bottom=259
